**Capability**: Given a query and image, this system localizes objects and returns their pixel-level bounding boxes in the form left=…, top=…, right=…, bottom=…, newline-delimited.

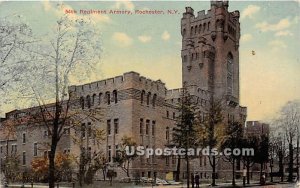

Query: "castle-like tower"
left=181, top=1, right=240, bottom=106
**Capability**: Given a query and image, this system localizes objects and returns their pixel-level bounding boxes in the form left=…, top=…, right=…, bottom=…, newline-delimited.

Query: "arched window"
left=152, top=94, right=157, bottom=107
left=146, top=92, right=151, bottom=106
left=92, top=94, right=96, bottom=106
left=141, top=90, right=145, bottom=104
left=113, top=90, right=118, bottom=103
left=80, top=97, right=84, bottom=109
left=208, top=22, right=210, bottom=31
left=105, top=92, right=110, bottom=105
left=191, top=26, right=194, bottom=36
left=199, top=24, right=202, bottom=33
left=203, top=23, right=206, bottom=32
left=227, top=53, right=234, bottom=94
left=195, top=25, right=198, bottom=35
left=86, top=95, right=91, bottom=108
left=98, top=93, right=102, bottom=105
left=140, top=118, right=143, bottom=135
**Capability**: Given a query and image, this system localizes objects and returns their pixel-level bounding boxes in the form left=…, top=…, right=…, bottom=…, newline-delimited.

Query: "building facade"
left=0, top=1, right=247, bottom=181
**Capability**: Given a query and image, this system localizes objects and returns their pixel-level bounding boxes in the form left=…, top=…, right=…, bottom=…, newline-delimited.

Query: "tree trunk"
left=212, top=155, right=216, bottom=186
left=288, top=143, right=294, bottom=182
left=232, top=159, right=235, bottom=186
left=48, top=140, right=57, bottom=188
left=246, top=158, right=250, bottom=184
left=279, top=149, right=284, bottom=182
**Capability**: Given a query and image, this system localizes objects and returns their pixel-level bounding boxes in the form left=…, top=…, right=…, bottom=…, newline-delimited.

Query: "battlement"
left=166, top=86, right=210, bottom=100
left=68, top=71, right=167, bottom=96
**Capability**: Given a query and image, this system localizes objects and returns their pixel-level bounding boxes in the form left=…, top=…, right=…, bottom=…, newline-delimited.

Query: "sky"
left=0, top=0, right=299, bottom=121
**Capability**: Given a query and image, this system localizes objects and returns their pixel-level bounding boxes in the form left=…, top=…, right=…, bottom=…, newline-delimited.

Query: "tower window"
left=227, top=53, right=234, bottom=94
left=152, top=94, right=157, bottom=107
left=140, top=118, right=144, bottom=135
left=191, top=26, right=194, bottom=36
left=146, top=92, right=151, bottom=106
left=146, top=120, right=150, bottom=135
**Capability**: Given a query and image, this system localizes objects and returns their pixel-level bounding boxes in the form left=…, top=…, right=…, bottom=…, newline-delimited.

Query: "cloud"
left=275, top=30, right=293, bottom=37
left=112, top=32, right=132, bottom=47
left=115, top=0, right=134, bottom=11
left=240, top=34, right=253, bottom=42
left=268, top=40, right=287, bottom=50
left=256, top=18, right=291, bottom=32
left=161, top=31, right=170, bottom=41
left=138, top=35, right=152, bottom=43
left=241, top=5, right=260, bottom=19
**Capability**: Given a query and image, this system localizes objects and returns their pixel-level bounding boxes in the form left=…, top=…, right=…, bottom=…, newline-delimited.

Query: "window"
left=113, top=90, right=118, bottom=103
left=141, top=90, right=145, bottom=104
left=63, top=127, right=70, bottom=135
left=146, top=120, right=150, bottom=135
left=11, top=145, right=17, bottom=153
left=22, top=151, right=26, bottom=165
left=199, top=24, right=202, bottom=33
left=22, top=133, right=26, bottom=144
left=190, top=26, right=193, bottom=36
left=166, top=127, right=170, bottom=141
left=166, top=157, right=169, bottom=166
left=99, top=93, right=103, bottom=105
left=172, top=156, right=176, bottom=165
left=44, top=130, right=48, bottom=137
left=167, top=111, right=169, bottom=118
left=87, top=123, right=92, bottom=138
left=33, top=143, right=38, bottom=156
left=183, top=55, right=187, bottom=62
left=108, top=146, right=112, bottom=162
left=140, top=118, right=143, bottom=135
left=195, top=25, right=198, bottom=35
left=114, top=119, right=119, bottom=134
left=92, top=94, right=96, bottom=106
left=86, top=95, right=91, bottom=108
left=107, top=120, right=111, bottom=135
left=106, top=92, right=111, bottom=105
left=227, top=53, right=234, bottom=94
left=81, top=123, right=86, bottom=138
left=173, top=112, right=176, bottom=119
left=146, top=92, right=151, bottom=106
left=152, top=94, right=157, bottom=107
left=80, top=97, right=84, bottom=109
left=0, top=146, right=2, bottom=153
left=152, top=121, right=156, bottom=136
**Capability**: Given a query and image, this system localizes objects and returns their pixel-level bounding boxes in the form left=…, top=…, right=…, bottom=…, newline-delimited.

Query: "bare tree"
left=277, top=101, right=300, bottom=182
left=17, top=15, right=102, bottom=188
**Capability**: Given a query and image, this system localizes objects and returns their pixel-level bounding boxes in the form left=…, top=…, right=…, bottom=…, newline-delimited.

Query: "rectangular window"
left=22, top=133, right=26, bottom=144
left=140, top=118, right=143, bottom=135
left=166, top=157, right=169, bottom=166
left=81, top=123, right=86, bottom=138
left=146, top=120, right=150, bottom=135
left=22, top=151, right=26, bottom=165
left=114, top=119, right=119, bottom=134
left=33, top=143, right=38, bottom=156
left=152, top=121, right=156, bottom=136
left=108, top=146, right=112, bottom=162
left=0, top=146, right=2, bottom=153
left=173, top=112, right=176, bottom=119
left=87, top=122, right=92, bottom=138
left=107, top=120, right=111, bottom=135
left=166, top=111, right=169, bottom=118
